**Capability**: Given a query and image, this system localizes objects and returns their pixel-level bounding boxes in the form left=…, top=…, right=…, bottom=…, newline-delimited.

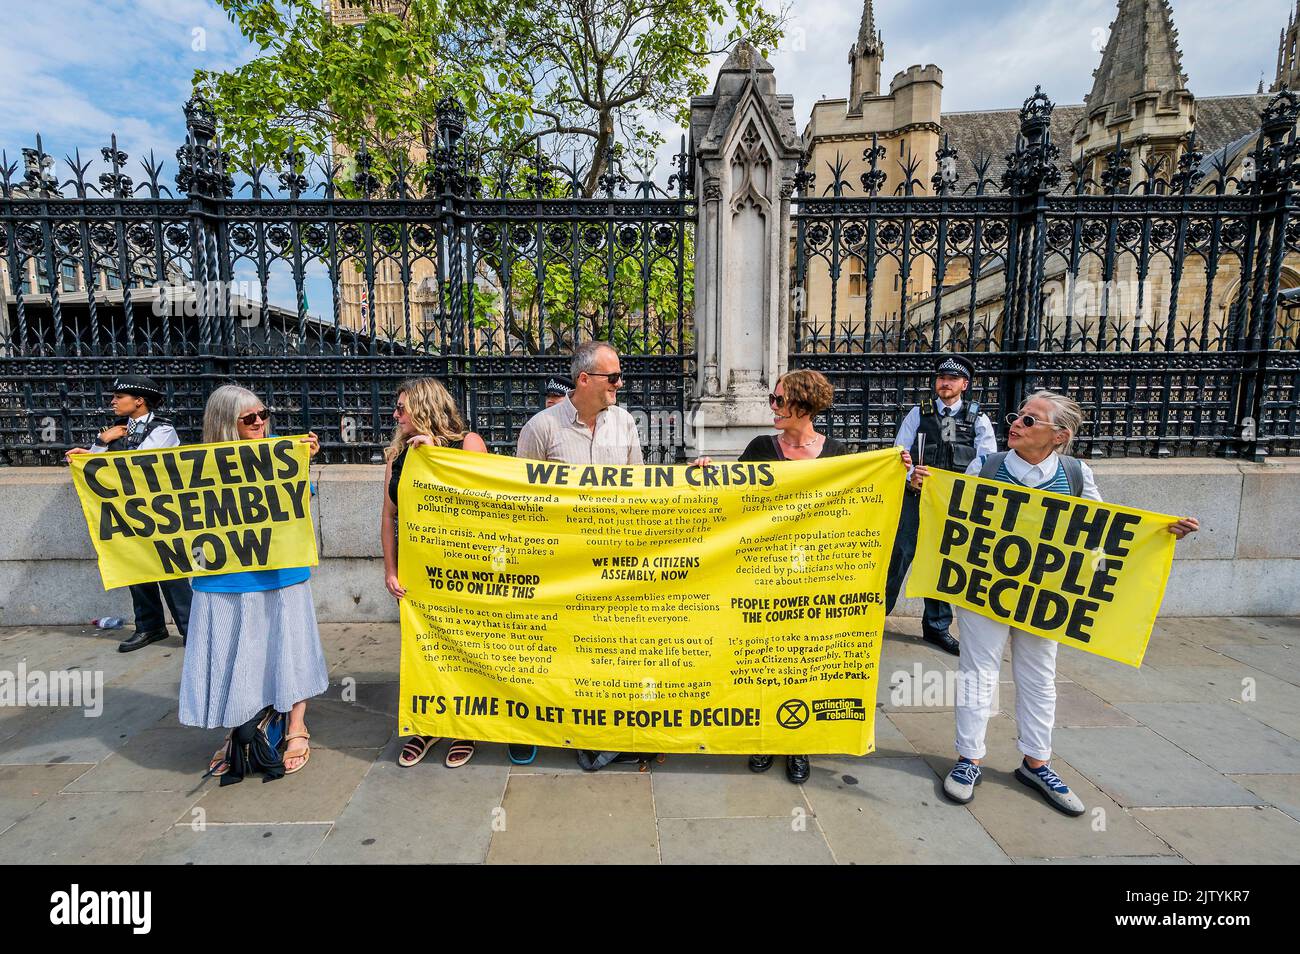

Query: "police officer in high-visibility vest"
left=885, top=354, right=996, bottom=655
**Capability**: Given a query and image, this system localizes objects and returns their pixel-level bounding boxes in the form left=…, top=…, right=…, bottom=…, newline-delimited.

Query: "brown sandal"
left=282, top=733, right=311, bottom=775
left=398, top=735, right=439, bottom=767
left=444, top=740, right=476, bottom=768
left=206, top=741, right=231, bottom=778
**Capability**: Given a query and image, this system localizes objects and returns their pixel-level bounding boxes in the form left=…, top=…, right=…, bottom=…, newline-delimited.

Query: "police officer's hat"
left=110, top=374, right=165, bottom=405
left=935, top=354, right=975, bottom=381
left=544, top=375, right=574, bottom=398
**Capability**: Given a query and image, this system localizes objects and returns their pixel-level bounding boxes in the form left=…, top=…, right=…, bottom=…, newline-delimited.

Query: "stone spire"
left=848, top=0, right=885, bottom=102
left=858, top=0, right=882, bottom=54
left=1085, top=0, right=1189, bottom=121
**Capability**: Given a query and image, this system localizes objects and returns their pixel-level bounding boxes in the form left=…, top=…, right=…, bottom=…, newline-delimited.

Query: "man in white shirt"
left=511, top=341, right=642, bottom=767
left=886, top=355, right=997, bottom=655
left=66, top=375, right=191, bottom=653
left=517, top=342, right=644, bottom=466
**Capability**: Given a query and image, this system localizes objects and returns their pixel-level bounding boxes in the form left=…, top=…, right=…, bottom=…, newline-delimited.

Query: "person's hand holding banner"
left=69, top=436, right=318, bottom=589
left=906, top=469, right=1179, bottom=667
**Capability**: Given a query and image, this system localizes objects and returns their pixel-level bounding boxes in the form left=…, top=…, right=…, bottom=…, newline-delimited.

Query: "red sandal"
left=444, top=740, right=476, bottom=768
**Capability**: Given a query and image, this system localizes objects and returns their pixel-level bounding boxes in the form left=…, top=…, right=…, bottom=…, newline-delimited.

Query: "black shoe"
left=922, top=630, right=961, bottom=656
left=749, top=754, right=774, bottom=773
left=786, top=755, right=810, bottom=784
left=117, top=629, right=169, bottom=653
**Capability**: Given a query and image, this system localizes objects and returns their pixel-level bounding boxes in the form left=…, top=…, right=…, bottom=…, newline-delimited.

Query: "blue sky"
left=1, top=0, right=1292, bottom=185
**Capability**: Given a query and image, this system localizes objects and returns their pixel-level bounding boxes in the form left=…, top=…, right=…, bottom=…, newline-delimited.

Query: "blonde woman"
left=182, top=385, right=326, bottom=779
left=381, top=378, right=488, bottom=768
left=911, top=390, right=1198, bottom=815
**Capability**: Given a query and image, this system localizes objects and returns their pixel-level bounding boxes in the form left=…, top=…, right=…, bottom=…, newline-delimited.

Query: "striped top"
left=995, top=458, right=1072, bottom=495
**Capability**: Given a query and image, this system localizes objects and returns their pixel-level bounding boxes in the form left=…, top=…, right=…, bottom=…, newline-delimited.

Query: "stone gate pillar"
left=687, top=41, right=804, bottom=458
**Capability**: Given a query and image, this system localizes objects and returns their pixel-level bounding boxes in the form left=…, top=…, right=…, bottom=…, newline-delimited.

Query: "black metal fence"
left=0, top=97, right=695, bottom=464
left=791, top=88, right=1299, bottom=460
left=4, top=89, right=1300, bottom=464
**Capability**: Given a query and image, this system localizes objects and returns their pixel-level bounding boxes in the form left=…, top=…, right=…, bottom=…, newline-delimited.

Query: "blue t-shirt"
left=191, top=456, right=315, bottom=593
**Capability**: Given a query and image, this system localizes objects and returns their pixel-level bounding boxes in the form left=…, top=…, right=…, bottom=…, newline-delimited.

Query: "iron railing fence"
left=1, top=97, right=695, bottom=464
left=790, top=88, right=1299, bottom=460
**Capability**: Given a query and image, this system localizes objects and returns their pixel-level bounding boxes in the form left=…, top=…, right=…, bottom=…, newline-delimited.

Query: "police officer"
left=543, top=374, right=574, bottom=409
left=885, top=354, right=996, bottom=655
left=67, top=375, right=192, bottom=653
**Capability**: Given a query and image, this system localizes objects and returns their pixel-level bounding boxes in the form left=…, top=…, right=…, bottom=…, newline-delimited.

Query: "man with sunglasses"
left=885, top=354, right=996, bottom=655
left=515, top=341, right=643, bottom=768
left=65, top=374, right=192, bottom=653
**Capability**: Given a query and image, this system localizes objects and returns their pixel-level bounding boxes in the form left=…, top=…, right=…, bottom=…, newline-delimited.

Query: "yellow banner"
left=70, top=436, right=318, bottom=589
left=907, top=468, right=1176, bottom=666
left=398, top=446, right=906, bottom=754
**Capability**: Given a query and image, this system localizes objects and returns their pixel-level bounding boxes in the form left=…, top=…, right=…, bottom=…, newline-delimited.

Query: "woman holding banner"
left=381, top=378, right=488, bottom=769
left=910, top=390, right=1198, bottom=815
left=181, top=385, right=326, bottom=779
left=696, top=369, right=911, bottom=784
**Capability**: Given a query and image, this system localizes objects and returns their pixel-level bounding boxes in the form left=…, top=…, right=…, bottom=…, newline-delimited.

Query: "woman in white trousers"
left=910, top=390, right=1199, bottom=816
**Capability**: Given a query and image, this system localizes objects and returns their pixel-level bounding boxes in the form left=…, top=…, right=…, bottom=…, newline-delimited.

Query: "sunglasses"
left=768, top=393, right=787, bottom=407
left=238, top=408, right=271, bottom=426
left=586, top=371, right=623, bottom=385
left=1006, top=412, right=1065, bottom=430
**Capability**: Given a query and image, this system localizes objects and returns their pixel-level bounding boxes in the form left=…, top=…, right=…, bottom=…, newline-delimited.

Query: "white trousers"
left=953, top=607, right=1058, bottom=761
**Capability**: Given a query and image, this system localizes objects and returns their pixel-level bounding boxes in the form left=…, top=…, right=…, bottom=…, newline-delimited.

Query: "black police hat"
left=935, top=354, right=974, bottom=380
left=110, top=374, right=165, bottom=405
left=544, top=375, right=574, bottom=397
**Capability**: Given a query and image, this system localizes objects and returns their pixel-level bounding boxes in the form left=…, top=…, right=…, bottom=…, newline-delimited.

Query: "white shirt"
left=964, top=448, right=1102, bottom=502
left=89, top=412, right=179, bottom=453
left=894, top=397, right=997, bottom=477
left=516, top=396, right=644, bottom=465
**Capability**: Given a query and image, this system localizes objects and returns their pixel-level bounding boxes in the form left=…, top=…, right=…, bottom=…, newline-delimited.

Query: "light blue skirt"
left=179, top=581, right=329, bottom=729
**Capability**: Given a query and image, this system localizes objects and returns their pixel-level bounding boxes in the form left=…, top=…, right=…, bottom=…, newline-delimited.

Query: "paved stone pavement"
left=1, top=616, right=1298, bottom=864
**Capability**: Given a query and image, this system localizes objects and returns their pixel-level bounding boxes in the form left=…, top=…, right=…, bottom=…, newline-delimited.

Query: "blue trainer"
left=1015, top=759, right=1086, bottom=816
left=942, top=757, right=982, bottom=804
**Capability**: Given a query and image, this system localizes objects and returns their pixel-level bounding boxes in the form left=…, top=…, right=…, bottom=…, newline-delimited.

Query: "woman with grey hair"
left=181, top=384, right=327, bottom=780
left=911, top=390, right=1198, bottom=816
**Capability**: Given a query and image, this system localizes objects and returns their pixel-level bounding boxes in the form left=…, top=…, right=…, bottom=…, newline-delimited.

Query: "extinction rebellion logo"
left=775, top=698, right=867, bottom=727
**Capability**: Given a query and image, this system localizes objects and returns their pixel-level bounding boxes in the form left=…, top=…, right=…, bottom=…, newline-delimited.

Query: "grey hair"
left=571, top=340, right=617, bottom=380
left=1025, top=389, right=1083, bottom=455
left=203, top=384, right=266, bottom=443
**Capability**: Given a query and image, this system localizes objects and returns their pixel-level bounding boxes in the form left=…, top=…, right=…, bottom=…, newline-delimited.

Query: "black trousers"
left=128, top=578, right=192, bottom=637
left=884, top=489, right=953, bottom=637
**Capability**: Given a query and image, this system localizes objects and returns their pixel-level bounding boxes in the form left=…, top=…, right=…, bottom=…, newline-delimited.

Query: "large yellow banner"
left=907, top=469, right=1176, bottom=667
left=70, top=436, right=317, bottom=589
left=398, top=446, right=906, bottom=754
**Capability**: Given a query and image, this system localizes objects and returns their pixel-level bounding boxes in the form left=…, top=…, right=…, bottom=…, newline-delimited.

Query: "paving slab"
left=652, top=755, right=809, bottom=819
left=0, top=763, right=93, bottom=835
left=0, top=790, right=201, bottom=863
left=1130, top=807, right=1300, bottom=865
left=194, top=745, right=378, bottom=824
left=313, top=738, right=508, bottom=864
left=1228, top=774, right=1300, bottom=823
left=486, top=772, right=659, bottom=864
left=1208, top=643, right=1300, bottom=688
left=802, top=756, right=1010, bottom=865
left=888, top=711, right=1174, bottom=859
left=1118, top=702, right=1300, bottom=774
left=658, top=816, right=834, bottom=864
left=1142, top=667, right=1300, bottom=741
left=0, top=686, right=176, bottom=765
left=1052, top=727, right=1262, bottom=807
left=1053, top=651, right=1203, bottom=704
left=137, top=823, right=333, bottom=864
left=295, top=697, right=395, bottom=749
left=62, top=726, right=224, bottom=793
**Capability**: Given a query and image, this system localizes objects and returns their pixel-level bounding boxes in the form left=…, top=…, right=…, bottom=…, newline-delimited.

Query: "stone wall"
left=0, top=459, right=1294, bottom=626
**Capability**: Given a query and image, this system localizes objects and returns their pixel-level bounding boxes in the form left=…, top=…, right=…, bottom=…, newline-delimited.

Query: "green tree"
left=199, top=0, right=784, bottom=192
